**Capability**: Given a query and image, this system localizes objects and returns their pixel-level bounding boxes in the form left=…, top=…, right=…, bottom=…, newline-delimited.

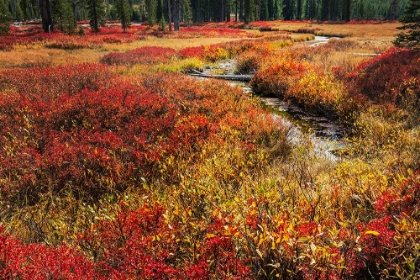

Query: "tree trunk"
left=244, top=0, right=250, bottom=23
left=167, top=0, right=172, bottom=31
left=235, top=0, right=238, bottom=21
left=221, top=0, right=224, bottom=21
left=173, top=0, right=179, bottom=31
left=321, top=0, right=329, bottom=21
left=296, top=0, right=302, bottom=20
left=239, top=0, right=243, bottom=21
left=39, top=0, right=52, bottom=32
left=342, top=0, right=351, bottom=22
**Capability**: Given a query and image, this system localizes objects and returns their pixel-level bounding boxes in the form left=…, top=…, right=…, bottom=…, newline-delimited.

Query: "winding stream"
left=199, top=58, right=345, bottom=160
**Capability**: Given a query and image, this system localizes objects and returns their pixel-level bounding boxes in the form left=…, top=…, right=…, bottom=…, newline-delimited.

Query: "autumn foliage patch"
left=349, top=48, right=420, bottom=107
left=0, top=22, right=419, bottom=279
left=101, top=46, right=178, bottom=65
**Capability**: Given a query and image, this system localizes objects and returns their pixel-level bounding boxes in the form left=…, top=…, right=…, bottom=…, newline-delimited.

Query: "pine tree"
left=20, top=0, right=31, bottom=20
left=389, top=0, right=400, bottom=20
left=52, top=0, right=76, bottom=34
left=116, top=0, right=130, bottom=31
left=244, top=0, right=250, bottom=23
left=40, top=0, right=53, bottom=32
left=274, top=0, right=284, bottom=19
left=394, top=0, right=420, bottom=49
left=167, top=0, right=172, bottom=30
left=305, top=0, right=316, bottom=20
left=342, top=0, right=351, bottom=21
left=182, top=0, right=193, bottom=26
left=321, top=0, right=329, bottom=21
left=145, top=0, right=156, bottom=25
left=16, top=1, right=24, bottom=21
left=173, top=0, right=180, bottom=30
left=0, top=0, right=10, bottom=35
left=156, top=0, right=163, bottom=22
left=282, top=0, right=293, bottom=19
left=296, top=0, right=302, bottom=19
left=86, top=0, right=105, bottom=32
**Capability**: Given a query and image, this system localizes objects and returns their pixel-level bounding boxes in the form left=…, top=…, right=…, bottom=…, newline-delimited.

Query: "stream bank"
left=199, top=60, right=345, bottom=139
left=194, top=60, right=345, bottom=160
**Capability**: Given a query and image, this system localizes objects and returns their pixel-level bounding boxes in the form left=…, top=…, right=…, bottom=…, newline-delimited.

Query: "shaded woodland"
left=0, top=0, right=409, bottom=32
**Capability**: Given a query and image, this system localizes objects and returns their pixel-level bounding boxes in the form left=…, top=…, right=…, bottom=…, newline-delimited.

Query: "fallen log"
left=188, top=70, right=253, bottom=82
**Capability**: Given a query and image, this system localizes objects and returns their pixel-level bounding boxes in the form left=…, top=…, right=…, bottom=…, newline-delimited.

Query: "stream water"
left=200, top=58, right=345, bottom=160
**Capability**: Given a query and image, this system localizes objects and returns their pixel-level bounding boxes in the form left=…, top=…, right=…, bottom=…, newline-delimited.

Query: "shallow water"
left=200, top=59, right=346, bottom=160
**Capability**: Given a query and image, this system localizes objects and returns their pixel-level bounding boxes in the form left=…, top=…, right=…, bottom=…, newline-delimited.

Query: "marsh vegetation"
left=0, top=21, right=419, bottom=279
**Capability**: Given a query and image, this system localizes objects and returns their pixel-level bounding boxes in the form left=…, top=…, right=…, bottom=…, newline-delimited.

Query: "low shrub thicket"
left=100, top=46, right=178, bottom=66
left=349, top=48, right=420, bottom=110
left=1, top=170, right=419, bottom=279
left=0, top=63, right=115, bottom=100
left=0, top=22, right=419, bottom=279
left=0, top=66, right=284, bottom=206
left=0, top=25, right=147, bottom=49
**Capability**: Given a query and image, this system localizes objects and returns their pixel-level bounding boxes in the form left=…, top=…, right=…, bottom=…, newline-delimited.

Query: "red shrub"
left=375, top=171, right=420, bottom=217
left=349, top=48, right=420, bottom=106
left=77, top=204, right=251, bottom=279
left=0, top=63, right=115, bottom=101
left=0, top=78, right=217, bottom=203
left=250, top=61, right=308, bottom=97
left=100, top=46, right=178, bottom=65
left=179, top=45, right=206, bottom=59
left=0, top=228, right=96, bottom=279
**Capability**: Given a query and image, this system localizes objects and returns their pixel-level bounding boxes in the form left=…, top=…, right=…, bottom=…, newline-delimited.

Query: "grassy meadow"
left=0, top=21, right=419, bottom=279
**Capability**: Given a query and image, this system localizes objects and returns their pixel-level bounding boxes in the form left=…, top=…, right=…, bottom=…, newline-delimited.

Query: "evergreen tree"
left=40, top=0, right=53, bottom=32
left=16, top=1, right=24, bottom=21
left=394, top=0, right=420, bottom=49
left=261, top=0, right=269, bottom=20
left=342, top=0, right=351, bottom=21
left=239, top=0, right=244, bottom=21
left=224, top=0, right=231, bottom=21
left=173, top=0, right=180, bottom=30
left=296, top=0, right=302, bottom=19
left=282, top=0, right=292, bottom=19
left=182, top=0, right=193, bottom=26
left=305, top=0, right=316, bottom=19
left=321, top=0, right=329, bottom=21
left=52, top=0, right=76, bottom=34
left=62, top=2, right=76, bottom=33
left=354, top=0, right=364, bottom=20
left=167, top=0, right=172, bottom=30
left=274, top=0, right=284, bottom=19
left=20, top=0, right=31, bottom=20
left=145, top=0, right=156, bottom=25
left=329, top=0, right=338, bottom=20
left=389, top=0, right=400, bottom=20
left=116, top=0, right=130, bottom=31
left=86, top=0, right=105, bottom=32
left=244, top=0, right=251, bottom=23
left=157, top=0, right=163, bottom=22
left=0, top=0, right=10, bottom=34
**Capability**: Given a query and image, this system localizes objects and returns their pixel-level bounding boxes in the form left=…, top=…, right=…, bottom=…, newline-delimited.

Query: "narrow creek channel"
left=197, top=57, right=345, bottom=160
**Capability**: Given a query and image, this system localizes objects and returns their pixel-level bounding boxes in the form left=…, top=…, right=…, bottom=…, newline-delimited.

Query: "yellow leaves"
left=173, top=206, right=180, bottom=216
left=205, top=233, right=216, bottom=239
left=271, top=241, right=276, bottom=250
left=152, top=234, right=161, bottom=242
left=257, top=234, right=265, bottom=247
left=310, top=242, right=317, bottom=254
left=364, top=230, right=380, bottom=236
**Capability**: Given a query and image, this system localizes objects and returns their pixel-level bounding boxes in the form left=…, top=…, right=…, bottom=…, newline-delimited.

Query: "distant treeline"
left=0, top=0, right=408, bottom=32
